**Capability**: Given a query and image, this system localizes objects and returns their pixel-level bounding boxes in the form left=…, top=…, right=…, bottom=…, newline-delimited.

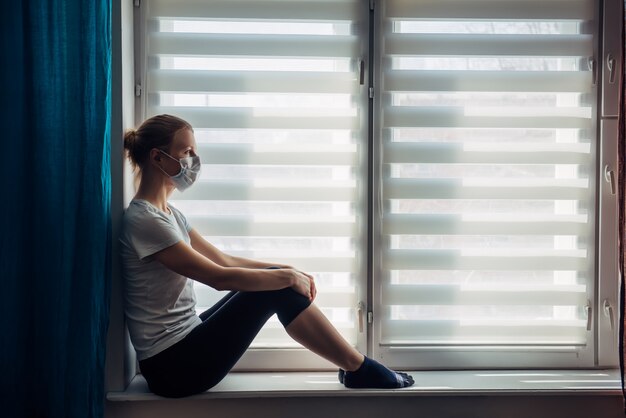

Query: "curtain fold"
left=0, top=1, right=111, bottom=418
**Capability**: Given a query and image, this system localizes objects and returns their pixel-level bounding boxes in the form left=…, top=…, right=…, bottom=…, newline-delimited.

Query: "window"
left=135, top=0, right=619, bottom=370
left=374, top=0, right=601, bottom=368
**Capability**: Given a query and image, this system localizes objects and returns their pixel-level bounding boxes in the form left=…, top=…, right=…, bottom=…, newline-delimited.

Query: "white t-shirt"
left=119, top=199, right=201, bottom=361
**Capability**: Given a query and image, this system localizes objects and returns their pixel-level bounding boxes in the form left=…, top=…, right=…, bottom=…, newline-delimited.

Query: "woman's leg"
left=198, top=290, right=237, bottom=321
left=285, top=303, right=414, bottom=389
left=141, top=287, right=412, bottom=396
left=140, top=288, right=311, bottom=397
left=285, top=304, right=364, bottom=371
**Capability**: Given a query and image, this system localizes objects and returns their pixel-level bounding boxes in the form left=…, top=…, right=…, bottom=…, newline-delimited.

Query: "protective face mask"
left=157, top=149, right=201, bottom=192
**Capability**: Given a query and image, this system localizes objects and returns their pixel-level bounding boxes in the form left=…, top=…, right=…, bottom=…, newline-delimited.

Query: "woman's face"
left=158, top=128, right=198, bottom=177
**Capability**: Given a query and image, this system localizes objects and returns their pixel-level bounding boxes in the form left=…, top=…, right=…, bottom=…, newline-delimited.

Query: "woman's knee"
left=237, top=288, right=310, bottom=325
left=272, top=288, right=311, bottom=326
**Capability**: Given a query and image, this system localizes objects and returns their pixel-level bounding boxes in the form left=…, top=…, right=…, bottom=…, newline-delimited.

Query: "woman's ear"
left=150, top=148, right=162, bottom=163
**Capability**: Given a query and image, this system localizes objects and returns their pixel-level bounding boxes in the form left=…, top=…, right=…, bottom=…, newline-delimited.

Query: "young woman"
left=120, top=114, right=414, bottom=397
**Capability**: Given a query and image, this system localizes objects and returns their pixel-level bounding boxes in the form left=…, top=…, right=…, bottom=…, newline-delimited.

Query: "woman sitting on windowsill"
left=120, top=114, right=414, bottom=398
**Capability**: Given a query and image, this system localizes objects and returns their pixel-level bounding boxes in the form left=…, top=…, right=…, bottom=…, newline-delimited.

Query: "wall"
left=105, top=0, right=136, bottom=392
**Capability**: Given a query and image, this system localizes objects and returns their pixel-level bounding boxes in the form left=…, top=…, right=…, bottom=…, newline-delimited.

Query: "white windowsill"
left=107, top=369, right=621, bottom=401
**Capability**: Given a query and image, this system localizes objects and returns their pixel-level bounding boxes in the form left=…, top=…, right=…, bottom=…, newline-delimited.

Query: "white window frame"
left=596, top=0, right=622, bottom=368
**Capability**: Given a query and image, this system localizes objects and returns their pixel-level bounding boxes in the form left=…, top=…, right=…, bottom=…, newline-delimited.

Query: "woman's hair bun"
left=123, top=129, right=138, bottom=151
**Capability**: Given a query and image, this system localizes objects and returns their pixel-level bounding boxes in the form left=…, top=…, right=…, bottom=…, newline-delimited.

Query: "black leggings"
left=139, top=287, right=312, bottom=398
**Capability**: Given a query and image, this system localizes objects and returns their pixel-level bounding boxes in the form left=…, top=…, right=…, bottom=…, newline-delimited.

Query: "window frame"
left=107, top=0, right=621, bottom=389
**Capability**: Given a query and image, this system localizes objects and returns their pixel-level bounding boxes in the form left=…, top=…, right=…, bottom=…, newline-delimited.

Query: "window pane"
left=378, top=0, right=596, bottom=358
left=146, top=1, right=365, bottom=350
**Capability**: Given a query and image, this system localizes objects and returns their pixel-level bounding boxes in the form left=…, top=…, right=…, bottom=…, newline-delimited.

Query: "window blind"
left=143, top=0, right=365, bottom=348
left=377, top=0, right=597, bottom=355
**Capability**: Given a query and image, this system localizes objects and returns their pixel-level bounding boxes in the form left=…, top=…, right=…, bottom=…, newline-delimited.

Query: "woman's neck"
left=134, top=173, right=173, bottom=213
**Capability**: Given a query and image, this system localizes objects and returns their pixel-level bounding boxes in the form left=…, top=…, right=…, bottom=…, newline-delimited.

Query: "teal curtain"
left=0, top=1, right=111, bottom=417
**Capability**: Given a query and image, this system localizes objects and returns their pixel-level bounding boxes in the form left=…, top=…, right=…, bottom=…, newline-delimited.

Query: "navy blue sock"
left=342, top=357, right=414, bottom=389
left=338, top=368, right=412, bottom=385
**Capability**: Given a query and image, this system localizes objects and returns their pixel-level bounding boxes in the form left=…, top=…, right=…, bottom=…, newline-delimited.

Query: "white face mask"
left=157, top=149, right=201, bottom=192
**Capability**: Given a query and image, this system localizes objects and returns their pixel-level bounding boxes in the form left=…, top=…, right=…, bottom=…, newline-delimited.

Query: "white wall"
left=105, top=0, right=136, bottom=392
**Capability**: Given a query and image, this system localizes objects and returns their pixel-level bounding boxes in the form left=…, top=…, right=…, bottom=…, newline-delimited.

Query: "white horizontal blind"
left=377, top=0, right=597, bottom=356
left=144, top=0, right=364, bottom=349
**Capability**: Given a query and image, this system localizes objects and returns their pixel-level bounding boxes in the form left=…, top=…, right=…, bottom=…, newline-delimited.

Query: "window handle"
left=357, top=302, right=365, bottom=333
left=587, top=57, right=596, bottom=86
left=603, top=299, right=615, bottom=331
left=606, top=54, right=616, bottom=84
left=604, top=165, right=616, bottom=195
left=585, top=301, right=592, bottom=331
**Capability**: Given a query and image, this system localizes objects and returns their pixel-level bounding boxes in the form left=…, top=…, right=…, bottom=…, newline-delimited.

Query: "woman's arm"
left=189, top=228, right=293, bottom=269
left=151, top=240, right=314, bottom=300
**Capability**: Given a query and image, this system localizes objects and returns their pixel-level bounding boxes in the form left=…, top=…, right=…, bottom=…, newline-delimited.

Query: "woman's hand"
left=288, top=269, right=317, bottom=301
